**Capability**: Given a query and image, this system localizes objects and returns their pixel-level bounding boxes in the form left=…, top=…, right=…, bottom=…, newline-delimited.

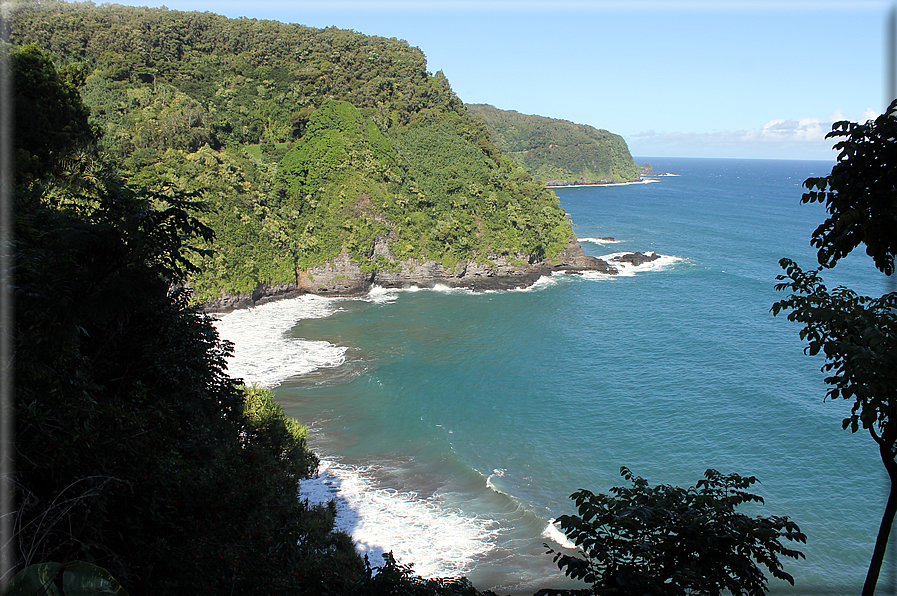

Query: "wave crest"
left=578, top=237, right=622, bottom=245
left=212, top=295, right=346, bottom=387
left=300, top=459, right=497, bottom=577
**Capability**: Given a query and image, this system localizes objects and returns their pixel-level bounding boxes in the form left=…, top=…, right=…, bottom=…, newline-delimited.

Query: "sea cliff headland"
left=199, top=239, right=660, bottom=312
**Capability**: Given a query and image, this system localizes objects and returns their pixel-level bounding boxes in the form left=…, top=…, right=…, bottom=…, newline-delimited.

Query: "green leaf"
left=62, top=562, right=129, bottom=596
left=5, top=562, right=63, bottom=596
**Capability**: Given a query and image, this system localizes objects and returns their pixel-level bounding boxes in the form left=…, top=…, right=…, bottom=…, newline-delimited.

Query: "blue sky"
left=130, top=0, right=890, bottom=160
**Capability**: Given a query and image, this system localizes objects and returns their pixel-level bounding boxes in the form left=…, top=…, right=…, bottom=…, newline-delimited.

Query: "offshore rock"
left=611, top=251, right=660, bottom=266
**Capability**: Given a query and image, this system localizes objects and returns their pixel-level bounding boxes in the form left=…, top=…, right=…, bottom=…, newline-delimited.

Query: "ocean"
left=212, top=157, right=896, bottom=595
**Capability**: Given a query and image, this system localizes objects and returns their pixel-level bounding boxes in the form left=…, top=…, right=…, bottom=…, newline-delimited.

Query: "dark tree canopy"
left=10, top=44, right=503, bottom=596
left=802, top=99, right=897, bottom=276
left=547, top=468, right=805, bottom=596
left=11, top=43, right=97, bottom=180
left=773, top=101, right=897, bottom=596
left=11, top=45, right=365, bottom=595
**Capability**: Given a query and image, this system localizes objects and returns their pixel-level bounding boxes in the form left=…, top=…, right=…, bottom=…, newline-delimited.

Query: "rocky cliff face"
left=198, top=238, right=629, bottom=312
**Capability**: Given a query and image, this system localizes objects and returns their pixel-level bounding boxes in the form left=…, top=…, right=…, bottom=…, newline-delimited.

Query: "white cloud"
left=859, top=107, right=881, bottom=121
left=627, top=109, right=881, bottom=160
left=826, top=108, right=848, bottom=122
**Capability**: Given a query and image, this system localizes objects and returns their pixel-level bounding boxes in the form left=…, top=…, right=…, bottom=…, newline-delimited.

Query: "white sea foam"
left=485, top=469, right=511, bottom=497
left=578, top=237, right=622, bottom=245
left=575, top=252, right=683, bottom=281
left=362, top=284, right=478, bottom=299
left=430, top=283, right=476, bottom=295
left=212, top=295, right=346, bottom=387
left=550, top=179, right=658, bottom=188
left=503, top=274, right=562, bottom=293
left=542, top=519, right=577, bottom=550
left=300, top=459, right=496, bottom=577
left=357, top=285, right=402, bottom=304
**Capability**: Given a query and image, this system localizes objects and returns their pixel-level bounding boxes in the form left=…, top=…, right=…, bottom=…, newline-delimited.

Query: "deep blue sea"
left=214, top=157, right=896, bottom=595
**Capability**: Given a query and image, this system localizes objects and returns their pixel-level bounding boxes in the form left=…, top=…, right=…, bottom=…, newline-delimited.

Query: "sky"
left=125, top=0, right=892, bottom=160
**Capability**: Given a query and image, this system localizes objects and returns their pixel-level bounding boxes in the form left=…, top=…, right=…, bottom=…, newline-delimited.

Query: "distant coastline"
left=546, top=178, right=659, bottom=189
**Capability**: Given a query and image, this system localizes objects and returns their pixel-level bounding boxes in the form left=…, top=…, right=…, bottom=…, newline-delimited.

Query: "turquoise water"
left=214, top=158, right=896, bottom=595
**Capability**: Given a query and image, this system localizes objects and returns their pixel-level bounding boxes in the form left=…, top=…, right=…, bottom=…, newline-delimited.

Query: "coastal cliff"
left=199, top=238, right=659, bottom=312
left=11, top=4, right=580, bottom=305
left=12, top=2, right=659, bottom=316
left=466, top=103, right=641, bottom=185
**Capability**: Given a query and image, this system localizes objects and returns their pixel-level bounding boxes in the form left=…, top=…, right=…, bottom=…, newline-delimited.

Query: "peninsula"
left=11, top=0, right=655, bottom=314
left=466, top=103, right=642, bottom=186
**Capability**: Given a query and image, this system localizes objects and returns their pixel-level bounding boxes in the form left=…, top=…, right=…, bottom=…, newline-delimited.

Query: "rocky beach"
left=199, top=239, right=661, bottom=312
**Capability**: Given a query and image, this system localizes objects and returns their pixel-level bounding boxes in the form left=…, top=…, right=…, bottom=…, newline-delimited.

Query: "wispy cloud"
left=628, top=109, right=881, bottom=160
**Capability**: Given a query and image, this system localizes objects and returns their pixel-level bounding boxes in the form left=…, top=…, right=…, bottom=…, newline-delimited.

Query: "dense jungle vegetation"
left=9, top=5, right=850, bottom=595
left=466, top=104, right=640, bottom=185
left=10, top=42, right=497, bottom=596
left=10, top=0, right=578, bottom=301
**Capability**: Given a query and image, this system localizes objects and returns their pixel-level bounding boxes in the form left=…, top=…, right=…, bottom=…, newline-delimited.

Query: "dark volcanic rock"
left=611, top=251, right=661, bottom=266
left=198, top=238, right=630, bottom=313
left=551, top=238, right=615, bottom=275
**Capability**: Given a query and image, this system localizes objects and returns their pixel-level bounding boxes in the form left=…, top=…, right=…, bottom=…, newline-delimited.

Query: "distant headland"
left=466, top=103, right=643, bottom=185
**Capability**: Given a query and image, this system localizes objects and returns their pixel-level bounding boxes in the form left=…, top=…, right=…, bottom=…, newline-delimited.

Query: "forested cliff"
left=11, top=0, right=581, bottom=307
left=11, top=42, right=499, bottom=595
left=466, top=103, right=640, bottom=185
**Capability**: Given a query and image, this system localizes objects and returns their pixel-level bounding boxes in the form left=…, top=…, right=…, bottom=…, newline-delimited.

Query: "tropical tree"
left=772, top=99, right=897, bottom=596
left=546, top=467, right=805, bottom=596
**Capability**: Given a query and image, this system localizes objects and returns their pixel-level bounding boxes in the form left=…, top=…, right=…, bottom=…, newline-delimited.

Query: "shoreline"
left=198, top=266, right=559, bottom=314
left=197, top=239, right=626, bottom=313
left=546, top=178, right=658, bottom=189
left=198, top=250, right=663, bottom=314
left=212, top=248, right=667, bottom=591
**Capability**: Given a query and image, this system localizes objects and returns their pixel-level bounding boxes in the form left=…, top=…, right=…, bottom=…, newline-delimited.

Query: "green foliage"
left=362, top=553, right=497, bottom=596
left=272, top=98, right=573, bottom=273
left=4, top=561, right=128, bottom=596
left=548, top=468, right=806, bottom=596
left=11, top=2, right=577, bottom=300
left=275, top=99, right=396, bottom=270
left=772, top=102, right=897, bottom=596
left=801, top=99, right=897, bottom=276
left=467, top=104, right=640, bottom=184
left=12, top=44, right=367, bottom=595
left=129, top=145, right=293, bottom=299
left=10, top=0, right=435, bottom=152
left=11, top=43, right=97, bottom=180
left=239, top=384, right=318, bottom=478
left=389, top=110, right=574, bottom=263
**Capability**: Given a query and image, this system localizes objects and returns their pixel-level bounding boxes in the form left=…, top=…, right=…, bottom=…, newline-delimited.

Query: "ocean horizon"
left=214, top=157, right=896, bottom=595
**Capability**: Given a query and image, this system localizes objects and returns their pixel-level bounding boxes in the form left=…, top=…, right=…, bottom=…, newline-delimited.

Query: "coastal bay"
left=214, top=157, right=892, bottom=595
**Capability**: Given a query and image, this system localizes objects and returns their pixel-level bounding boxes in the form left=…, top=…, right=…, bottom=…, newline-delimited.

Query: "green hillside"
left=10, top=0, right=574, bottom=301
left=466, top=103, right=640, bottom=185
left=11, top=43, right=505, bottom=595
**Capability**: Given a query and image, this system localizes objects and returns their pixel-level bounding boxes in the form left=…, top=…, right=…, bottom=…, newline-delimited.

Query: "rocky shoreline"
left=545, top=178, right=639, bottom=187
left=198, top=239, right=660, bottom=313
